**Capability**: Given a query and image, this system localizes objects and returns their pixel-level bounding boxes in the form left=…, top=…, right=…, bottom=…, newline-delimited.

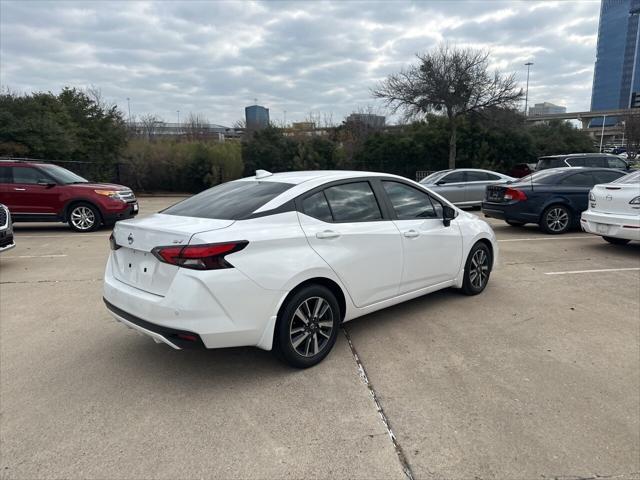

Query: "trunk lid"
left=110, top=214, right=234, bottom=296
left=485, top=185, right=508, bottom=202
left=591, top=184, right=640, bottom=215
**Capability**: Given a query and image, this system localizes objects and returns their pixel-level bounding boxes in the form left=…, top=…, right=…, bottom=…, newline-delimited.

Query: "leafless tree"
left=183, top=113, right=210, bottom=140
left=373, top=44, right=523, bottom=169
left=139, top=114, right=164, bottom=140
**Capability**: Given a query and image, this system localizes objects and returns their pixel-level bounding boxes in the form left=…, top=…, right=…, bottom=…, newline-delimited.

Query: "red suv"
left=0, top=160, right=138, bottom=232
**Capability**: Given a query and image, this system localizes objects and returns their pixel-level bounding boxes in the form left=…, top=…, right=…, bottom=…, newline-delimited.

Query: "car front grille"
left=118, top=190, right=137, bottom=203
left=0, top=234, right=13, bottom=248
left=0, top=206, right=7, bottom=229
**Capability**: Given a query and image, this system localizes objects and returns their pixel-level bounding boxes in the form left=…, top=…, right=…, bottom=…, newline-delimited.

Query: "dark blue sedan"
left=481, top=167, right=627, bottom=234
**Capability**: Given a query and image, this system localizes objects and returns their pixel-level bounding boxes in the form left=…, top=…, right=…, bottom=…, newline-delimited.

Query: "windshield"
left=38, top=164, right=88, bottom=184
left=516, top=170, right=562, bottom=184
left=420, top=170, right=451, bottom=184
left=163, top=180, right=294, bottom=220
left=612, top=170, right=640, bottom=184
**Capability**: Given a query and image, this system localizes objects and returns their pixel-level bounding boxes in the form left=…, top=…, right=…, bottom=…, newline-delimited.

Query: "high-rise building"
left=245, top=105, right=270, bottom=130
left=528, top=102, right=567, bottom=116
left=590, top=0, right=640, bottom=126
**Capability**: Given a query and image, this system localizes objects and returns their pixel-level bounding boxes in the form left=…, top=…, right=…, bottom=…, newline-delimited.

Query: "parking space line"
left=498, top=236, right=597, bottom=242
left=2, top=254, right=68, bottom=259
left=15, top=234, right=109, bottom=238
left=545, top=267, right=640, bottom=275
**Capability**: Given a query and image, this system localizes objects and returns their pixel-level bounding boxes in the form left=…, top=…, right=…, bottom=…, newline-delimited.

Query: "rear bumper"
left=104, top=299, right=205, bottom=349
left=103, top=255, right=284, bottom=350
left=581, top=210, right=640, bottom=241
left=481, top=202, right=535, bottom=224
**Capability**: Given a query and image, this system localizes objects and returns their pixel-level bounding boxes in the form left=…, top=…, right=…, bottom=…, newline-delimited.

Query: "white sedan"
left=103, top=170, right=497, bottom=368
left=581, top=170, right=640, bottom=245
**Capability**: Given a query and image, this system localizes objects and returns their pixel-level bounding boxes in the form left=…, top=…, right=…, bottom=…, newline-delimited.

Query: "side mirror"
left=435, top=180, right=446, bottom=186
left=443, top=205, right=456, bottom=227
left=506, top=180, right=514, bottom=184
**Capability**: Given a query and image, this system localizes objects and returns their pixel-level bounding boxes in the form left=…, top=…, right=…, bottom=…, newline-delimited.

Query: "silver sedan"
left=420, top=169, right=515, bottom=207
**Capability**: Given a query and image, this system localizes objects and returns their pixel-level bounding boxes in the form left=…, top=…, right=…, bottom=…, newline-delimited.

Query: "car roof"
left=237, top=170, right=401, bottom=186
left=539, top=153, right=621, bottom=159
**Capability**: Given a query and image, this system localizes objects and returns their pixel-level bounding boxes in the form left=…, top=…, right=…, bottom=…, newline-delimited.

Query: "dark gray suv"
left=0, top=203, right=15, bottom=252
left=536, top=153, right=629, bottom=171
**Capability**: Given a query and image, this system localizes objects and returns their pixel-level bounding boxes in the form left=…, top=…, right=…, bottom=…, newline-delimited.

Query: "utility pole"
left=599, top=115, right=607, bottom=152
left=177, top=110, right=180, bottom=133
left=524, top=62, right=534, bottom=116
left=126, top=97, right=131, bottom=124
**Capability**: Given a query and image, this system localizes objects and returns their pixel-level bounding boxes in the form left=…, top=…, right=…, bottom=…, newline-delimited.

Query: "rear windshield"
left=612, top=170, right=640, bottom=184
left=516, top=170, right=561, bottom=184
left=536, top=157, right=564, bottom=169
left=420, top=170, right=451, bottom=184
left=163, top=180, right=294, bottom=219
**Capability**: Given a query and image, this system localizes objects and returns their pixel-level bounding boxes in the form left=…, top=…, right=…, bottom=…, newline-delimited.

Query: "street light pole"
left=126, top=97, right=131, bottom=124
left=524, top=62, right=534, bottom=116
left=177, top=110, right=180, bottom=133
left=599, top=114, right=607, bottom=152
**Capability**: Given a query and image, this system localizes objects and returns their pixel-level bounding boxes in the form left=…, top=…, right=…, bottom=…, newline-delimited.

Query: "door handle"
left=13, top=188, right=26, bottom=191
left=316, top=230, right=340, bottom=239
left=403, top=230, right=420, bottom=238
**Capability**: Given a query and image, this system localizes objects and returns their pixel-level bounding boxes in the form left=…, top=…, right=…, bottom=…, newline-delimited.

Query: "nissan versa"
left=103, top=170, right=498, bottom=368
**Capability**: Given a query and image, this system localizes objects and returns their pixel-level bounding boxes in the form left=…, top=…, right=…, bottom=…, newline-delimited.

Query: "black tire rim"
left=289, top=296, right=334, bottom=357
left=469, top=248, right=490, bottom=289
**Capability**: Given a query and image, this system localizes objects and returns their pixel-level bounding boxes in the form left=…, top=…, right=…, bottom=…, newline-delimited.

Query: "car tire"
left=274, top=285, right=340, bottom=368
left=540, top=205, right=572, bottom=235
left=506, top=220, right=525, bottom=227
left=461, top=242, right=492, bottom=296
left=603, top=236, right=630, bottom=245
left=68, top=202, right=102, bottom=232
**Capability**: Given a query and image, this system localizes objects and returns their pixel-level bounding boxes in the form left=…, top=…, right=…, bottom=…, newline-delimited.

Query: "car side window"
left=486, top=173, right=501, bottom=181
left=12, top=167, right=45, bottom=184
left=566, top=157, right=586, bottom=167
left=560, top=172, right=594, bottom=186
left=302, top=191, right=333, bottom=222
left=466, top=172, right=489, bottom=182
left=0, top=166, right=12, bottom=183
left=440, top=171, right=466, bottom=184
left=323, top=182, right=382, bottom=222
left=593, top=171, right=625, bottom=184
left=607, top=157, right=626, bottom=168
left=382, top=181, right=438, bottom=219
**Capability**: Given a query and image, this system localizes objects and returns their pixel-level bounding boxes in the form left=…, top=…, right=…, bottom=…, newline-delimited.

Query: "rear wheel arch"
left=277, top=277, right=346, bottom=324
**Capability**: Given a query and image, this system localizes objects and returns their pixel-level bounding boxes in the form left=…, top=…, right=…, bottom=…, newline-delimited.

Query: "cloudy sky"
left=1, top=0, right=601, bottom=127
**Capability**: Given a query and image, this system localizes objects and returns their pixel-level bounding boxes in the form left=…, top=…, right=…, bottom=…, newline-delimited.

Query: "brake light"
left=504, top=188, right=527, bottom=202
left=151, top=241, right=248, bottom=270
left=109, top=233, right=121, bottom=251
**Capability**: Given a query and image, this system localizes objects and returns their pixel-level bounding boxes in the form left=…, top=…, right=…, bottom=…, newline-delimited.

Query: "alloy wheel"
left=70, top=206, right=96, bottom=231
left=469, top=248, right=489, bottom=289
left=545, top=207, right=569, bottom=232
left=289, top=296, right=334, bottom=357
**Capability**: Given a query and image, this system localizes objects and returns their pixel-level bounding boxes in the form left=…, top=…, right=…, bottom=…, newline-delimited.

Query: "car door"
left=432, top=170, right=467, bottom=204
left=297, top=180, right=403, bottom=308
left=9, top=166, right=60, bottom=215
left=558, top=172, right=598, bottom=213
left=381, top=180, right=463, bottom=293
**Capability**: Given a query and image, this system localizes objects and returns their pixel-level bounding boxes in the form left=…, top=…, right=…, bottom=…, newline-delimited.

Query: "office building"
left=528, top=102, right=567, bottom=116
left=245, top=105, right=270, bottom=130
left=590, top=0, right=640, bottom=126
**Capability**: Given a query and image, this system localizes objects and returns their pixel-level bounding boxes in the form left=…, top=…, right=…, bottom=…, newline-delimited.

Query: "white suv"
left=103, top=170, right=497, bottom=367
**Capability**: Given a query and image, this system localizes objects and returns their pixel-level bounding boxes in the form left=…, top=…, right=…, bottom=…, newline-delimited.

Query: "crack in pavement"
left=342, top=327, right=415, bottom=480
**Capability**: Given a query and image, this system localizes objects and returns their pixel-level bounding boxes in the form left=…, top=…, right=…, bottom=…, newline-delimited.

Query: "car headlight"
left=94, top=190, right=125, bottom=201
left=630, top=196, right=640, bottom=205
left=589, top=191, right=595, bottom=202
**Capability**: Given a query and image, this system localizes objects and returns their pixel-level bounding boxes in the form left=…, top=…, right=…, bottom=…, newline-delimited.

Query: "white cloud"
left=0, top=0, right=601, bottom=126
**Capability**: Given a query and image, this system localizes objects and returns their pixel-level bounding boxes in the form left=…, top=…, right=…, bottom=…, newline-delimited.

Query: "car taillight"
left=109, top=233, right=121, bottom=250
left=504, top=188, right=527, bottom=202
left=151, top=241, right=248, bottom=270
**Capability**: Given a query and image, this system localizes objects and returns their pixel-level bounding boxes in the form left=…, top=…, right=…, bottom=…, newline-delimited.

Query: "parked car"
left=481, top=167, right=627, bottom=234
left=535, top=153, right=630, bottom=171
left=419, top=168, right=515, bottom=207
left=0, top=159, right=138, bottom=232
left=581, top=170, right=640, bottom=245
left=509, top=163, right=536, bottom=178
left=104, top=170, right=498, bottom=368
left=0, top=203, right=15, bottom=252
